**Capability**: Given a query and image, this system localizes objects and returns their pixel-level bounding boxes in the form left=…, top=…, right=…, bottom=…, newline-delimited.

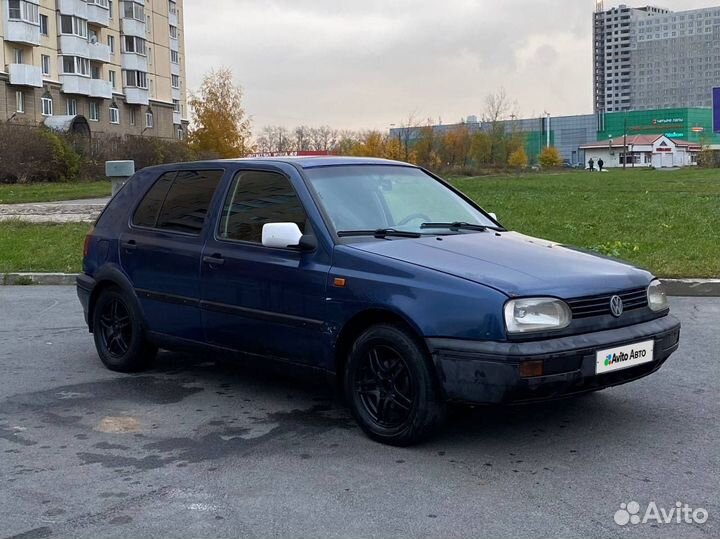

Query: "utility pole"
left=623, top=115, right=628, bottom=170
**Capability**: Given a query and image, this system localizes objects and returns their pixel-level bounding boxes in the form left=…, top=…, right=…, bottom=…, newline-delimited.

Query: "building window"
left=60, top=15, right=88, bottom=38
left=173, top=99, right=181, bottom=113
left=41, top=55, right=51, bottom=76
left=145, top=109, right=154, bottom=128
left=40, top=14, right=49, bottom=36
left=8, top=0, right=39, bottom=24
left=130, top=107, right=136, bottom=125
left=13, top=48, right=24, bottom=64
left=123, top=1, right=145, bottom=21
left=109, top=70, right=116, bottom=89
left=16, top=91, right=25, bottom=114
left=108, top=35, right=115, bottom=54
left=109, top=103, right=120, bottom=124
left=61, top=56, right=91, bottom=76
left=169, top=24, right=178, bottom=38
left=109, top=0, right=113, bottom=18
left=170, top=50, right=179, bottom=63
left=89, top=101, right=100, bottom=121
left=168, top=1, right=177, bottom=15
left=66, top=98, right=77, bottom=116
left=123, top=36, right=146, bottom=55
left=91, top=65, right=101, bottom=79
left=171, top=74, right=180, bottom=88
left=41, top=96, right=53, bottom=117
left=176, top=126, right=184, bottom=140
left=124, top=70, right=148, bottom=88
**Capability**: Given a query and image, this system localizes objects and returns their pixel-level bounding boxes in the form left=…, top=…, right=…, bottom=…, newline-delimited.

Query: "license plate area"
left=596, top=340, right=655, bottom=375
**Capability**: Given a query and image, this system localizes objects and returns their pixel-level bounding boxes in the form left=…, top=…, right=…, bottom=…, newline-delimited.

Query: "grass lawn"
left=0, top=168, right=718, bottom=277
left=0, top=181, right=111, bottom=204
left=450, top=167, right=720, bottom=278
left=0, top=221, right=90, bottom=274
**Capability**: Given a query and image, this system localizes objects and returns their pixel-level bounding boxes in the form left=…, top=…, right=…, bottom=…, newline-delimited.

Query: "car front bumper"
left=427, top=315, right=681, bottom=404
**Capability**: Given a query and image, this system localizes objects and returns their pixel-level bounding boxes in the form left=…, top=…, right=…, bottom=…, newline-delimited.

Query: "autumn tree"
left=187, top=68, right=252, bottom=158
left=538, top=146, right=563, bottom=168
left=508, top=147, right=529, bottom=168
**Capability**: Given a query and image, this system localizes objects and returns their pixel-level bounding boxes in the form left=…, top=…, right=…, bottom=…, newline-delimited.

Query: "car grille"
left=567, top=287, right=648, bottom=319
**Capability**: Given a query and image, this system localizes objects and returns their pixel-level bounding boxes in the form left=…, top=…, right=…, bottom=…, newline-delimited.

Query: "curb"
left=2, top=273, right=78, bottom=286
left=2, top=274, right=720, bottom=297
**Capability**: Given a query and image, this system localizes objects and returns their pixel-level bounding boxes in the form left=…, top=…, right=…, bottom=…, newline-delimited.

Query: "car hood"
left=347, top=231, right=653, bottom=298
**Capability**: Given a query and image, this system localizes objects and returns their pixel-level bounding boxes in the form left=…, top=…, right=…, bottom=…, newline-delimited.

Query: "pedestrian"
left=588, top=158, right=595, bottom=172
left=598, top=158, right=604, bottom=172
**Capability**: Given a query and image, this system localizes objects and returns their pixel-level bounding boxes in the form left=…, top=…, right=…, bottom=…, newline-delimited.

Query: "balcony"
left=171, top=87, right=182, bottom=101
left=169, top=9, right=178, bottom=26
left=8, top=64, right=43, bottom=87
left=170, top=62, right=180, bottom=76
left=121, top=18, right=146, bottom=37
left=87, top=1, right=110, bottom=27
left=125, top=87, right=149, bottom=105
left=4, top=20, right=41, bottom=46
left=121, top=53, right=148, bottom=71
left=173, top=112, right=182, bottom=125
left=170, top=36, right=179, bottom=51
left=60, top=74, right=91, bottom=95
left=90, top=79, right=113, bottom=99
left=89, top=42, right=111, bottom=62
left=59, top=35, right=90, bottom=57
left=58, top=0, right=88, bottom=18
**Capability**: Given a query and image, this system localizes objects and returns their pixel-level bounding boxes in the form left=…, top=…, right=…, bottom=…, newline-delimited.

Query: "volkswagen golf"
left=78, top=157, right=681, bottom=446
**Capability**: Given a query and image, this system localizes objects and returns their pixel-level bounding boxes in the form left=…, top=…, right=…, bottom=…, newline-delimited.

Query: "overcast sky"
left=184, top=0, right=719, bottom=131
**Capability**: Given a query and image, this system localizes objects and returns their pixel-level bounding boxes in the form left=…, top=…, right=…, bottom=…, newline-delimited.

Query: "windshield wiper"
left=337, top=229, right=422, bottom=239
left=420, top=222, right=489, bottom=232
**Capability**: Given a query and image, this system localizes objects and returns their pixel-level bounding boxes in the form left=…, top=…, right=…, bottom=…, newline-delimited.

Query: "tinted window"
left=132, top=171, right=174, bottom=228
left=218, top=171, right=306, bottom=243
left=155, top=170, right=224, bottom=234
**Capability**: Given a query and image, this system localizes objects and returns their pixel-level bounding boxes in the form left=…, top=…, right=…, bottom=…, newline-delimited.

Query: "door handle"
left=203, top=255, right=225, bottom=266
left=121, top=240, right=137, bottom=251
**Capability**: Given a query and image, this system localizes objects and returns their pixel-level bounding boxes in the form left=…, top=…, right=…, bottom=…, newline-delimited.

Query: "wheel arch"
left=333, top=308, right=429, bottom=379
left=87, top=266, right=143, bottom=333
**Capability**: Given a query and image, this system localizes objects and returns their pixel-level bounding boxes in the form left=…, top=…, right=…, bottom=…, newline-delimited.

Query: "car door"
left=200, top=166, right=331, bottom=366
left=120, top=168, right=225, bottom=341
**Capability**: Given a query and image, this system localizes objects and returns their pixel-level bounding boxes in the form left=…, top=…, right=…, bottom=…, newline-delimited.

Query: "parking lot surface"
left=0, top=287, right=717, bottom=539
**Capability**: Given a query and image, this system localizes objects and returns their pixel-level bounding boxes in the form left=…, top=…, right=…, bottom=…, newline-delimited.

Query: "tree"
left=187, top=67, right=252, bottom=158
left=508, top=147, right=529, bottom=169
left=538, top=146, right=563, bottom=168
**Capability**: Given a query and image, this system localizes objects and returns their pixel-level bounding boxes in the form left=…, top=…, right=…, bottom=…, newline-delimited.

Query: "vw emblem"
left=610, top=295, right=624, bottom=318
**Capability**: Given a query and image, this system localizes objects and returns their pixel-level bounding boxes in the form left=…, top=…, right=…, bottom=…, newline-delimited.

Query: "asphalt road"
left=0, top=287, right=717, bottom=539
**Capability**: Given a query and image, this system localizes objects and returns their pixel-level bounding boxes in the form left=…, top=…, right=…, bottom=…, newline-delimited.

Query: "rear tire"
left=344, top=324, right=446, bottom=446
left=92, top=287, right=156, bottom=373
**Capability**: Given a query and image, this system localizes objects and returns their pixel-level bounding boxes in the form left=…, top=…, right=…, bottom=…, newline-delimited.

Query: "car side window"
left=132, top=171, right=175, bottom=228
left=218, top=171, right=307, bottom=243
left=133, top=169, right=224, bottom=234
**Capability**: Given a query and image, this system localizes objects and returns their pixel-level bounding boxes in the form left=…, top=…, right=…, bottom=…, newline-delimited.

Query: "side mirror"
left=489, top=212, right=498, bottom=221
left=262, top=223, right=303, bottom=248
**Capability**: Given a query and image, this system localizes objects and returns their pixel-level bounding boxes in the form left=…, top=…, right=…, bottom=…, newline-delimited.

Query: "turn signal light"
left=519, top=360, right=544, bottom=378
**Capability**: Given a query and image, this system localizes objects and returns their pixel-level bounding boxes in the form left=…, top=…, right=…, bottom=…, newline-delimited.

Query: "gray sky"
left=184, top=0, right=719, bottom=131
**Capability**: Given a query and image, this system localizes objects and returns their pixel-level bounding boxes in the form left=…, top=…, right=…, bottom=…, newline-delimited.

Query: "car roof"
left=143, top=156, right=417, bottom=173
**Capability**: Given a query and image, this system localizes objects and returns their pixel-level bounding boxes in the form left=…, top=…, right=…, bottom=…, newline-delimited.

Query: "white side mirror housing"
left=262, top=223, right=303, bottom=248
left=489, top=212, right=498, bottom=221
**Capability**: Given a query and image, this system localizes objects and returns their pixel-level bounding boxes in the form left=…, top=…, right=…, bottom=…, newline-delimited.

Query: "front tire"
left=92, top=287, right=156, bottom=373
left=344, top=324, right=446, bottom=446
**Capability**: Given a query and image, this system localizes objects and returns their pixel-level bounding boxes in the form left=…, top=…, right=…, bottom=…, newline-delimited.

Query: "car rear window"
left=132, top=169, right=224, bottom=234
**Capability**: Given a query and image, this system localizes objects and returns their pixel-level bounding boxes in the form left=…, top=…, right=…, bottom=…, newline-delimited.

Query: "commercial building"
left=593, top=2, right=720, bottom=113
left=0, top=0, right=188, bottom=139
left=580, top=135, right=701, bottom=168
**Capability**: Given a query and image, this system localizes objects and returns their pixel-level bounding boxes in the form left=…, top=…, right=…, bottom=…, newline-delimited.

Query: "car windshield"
left=304, top=165, right=497, bottom=236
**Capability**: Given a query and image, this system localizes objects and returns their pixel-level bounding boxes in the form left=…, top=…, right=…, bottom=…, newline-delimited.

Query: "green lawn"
left=450, top=168, right=720, bottom=278
left=0, top=221, right=90, bottom=274
left=1, top=168, right=718, bottom=277
left=0, top=181, right=110, bottom=204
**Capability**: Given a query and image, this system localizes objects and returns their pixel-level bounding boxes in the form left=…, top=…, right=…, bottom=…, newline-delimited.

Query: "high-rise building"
left=0, top=0, right=187, bottom=139
left=593, top=3, right=720, bottom=114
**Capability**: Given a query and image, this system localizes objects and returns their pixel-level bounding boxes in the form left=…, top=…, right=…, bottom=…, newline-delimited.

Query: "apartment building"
left=0, top=0, right=187, bottom=139
left=593, top=2, right=720, bottom=113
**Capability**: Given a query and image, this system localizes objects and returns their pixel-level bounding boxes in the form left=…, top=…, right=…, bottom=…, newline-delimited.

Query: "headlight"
left=647, top=280, right=668, bottom=312
left=504, top=298, right=572, bottom=334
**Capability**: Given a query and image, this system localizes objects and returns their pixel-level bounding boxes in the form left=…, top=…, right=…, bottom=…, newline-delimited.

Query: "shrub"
left=508, top=148, right=529, bottom=169
left=538, top=146, right=563, bottom=169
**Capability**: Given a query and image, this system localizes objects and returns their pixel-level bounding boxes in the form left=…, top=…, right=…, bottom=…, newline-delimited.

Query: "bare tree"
left=309, top=126, right=339, bottom=152
left=294, top=126, right=312, bottom=152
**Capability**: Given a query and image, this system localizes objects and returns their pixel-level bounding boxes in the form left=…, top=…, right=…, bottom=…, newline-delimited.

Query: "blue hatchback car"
left=78, top=157, right=681, bottom=445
